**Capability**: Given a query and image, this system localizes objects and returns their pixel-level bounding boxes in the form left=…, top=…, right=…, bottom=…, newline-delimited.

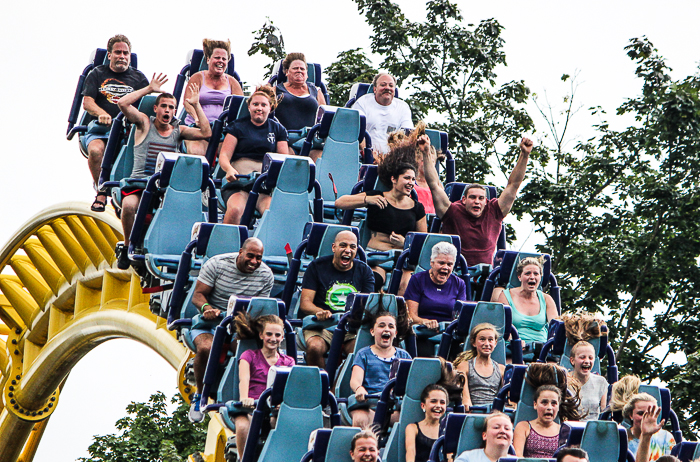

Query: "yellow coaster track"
left=0, top=203, right=231, bottom=462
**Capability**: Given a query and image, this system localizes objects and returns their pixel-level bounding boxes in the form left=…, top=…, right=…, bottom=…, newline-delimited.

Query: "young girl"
left=568, top=341, right=608, bottom=420
left=405, top=384, right=448, bottom=462
left=454, top=411, right=514, bottom=462
left=453, top=323, right=505, bottom=409
left=349, top=311, right=412, bottom=427
left=513, top=385, right=562, bottom=458
left=233, top=313, right=295, bottom=459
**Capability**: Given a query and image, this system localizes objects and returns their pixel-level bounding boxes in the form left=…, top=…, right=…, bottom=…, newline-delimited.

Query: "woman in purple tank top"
left=183, top=39, right=244, bottom=156
left=513, top=385, right=562, bottom=458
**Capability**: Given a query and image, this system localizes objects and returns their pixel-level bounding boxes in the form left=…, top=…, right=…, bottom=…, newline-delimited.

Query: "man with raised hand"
left=352, top=72, right=414, bottom=154
left=422, top=136, right=534, bottom=265
left=82, top=34, right=149, bottom=212
left=115, top=74, right=211, bottom=269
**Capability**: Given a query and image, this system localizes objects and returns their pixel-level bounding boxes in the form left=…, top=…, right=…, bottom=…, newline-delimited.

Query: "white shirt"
left=352, top=93, right=413, bottom=153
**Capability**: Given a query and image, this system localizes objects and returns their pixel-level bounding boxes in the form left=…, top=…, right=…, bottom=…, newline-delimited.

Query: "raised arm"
left=117, top=73, right=168, bottom=127
left=635, top=405, right=663, bottom=462
left=497, top=138, right=533, bottom=217
left=181, top=73, right=203, bottom=124
left=419, top=135, right=451, bottom=218
left=180, top=82, right=212, bottom=141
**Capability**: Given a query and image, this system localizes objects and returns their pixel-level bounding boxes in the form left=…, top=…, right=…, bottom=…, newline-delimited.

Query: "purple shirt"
left=240, top=348, right=295, bottom=399
left=403, top=271, right=467, bottom=322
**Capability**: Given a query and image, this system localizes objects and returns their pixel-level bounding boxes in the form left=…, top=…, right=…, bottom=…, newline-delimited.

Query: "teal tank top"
left=504, top=289, right=548, bottom=343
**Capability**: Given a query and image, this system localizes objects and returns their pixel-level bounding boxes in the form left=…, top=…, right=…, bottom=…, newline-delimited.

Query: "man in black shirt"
left=81, top=34, right=149, bottom=211
left=300, top=230, right=374, bottom=367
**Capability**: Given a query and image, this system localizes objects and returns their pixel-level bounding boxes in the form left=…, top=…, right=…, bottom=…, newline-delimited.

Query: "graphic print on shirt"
left=267, top=133, right=276, bottom=144
left=99, top=78, right=136, bottom=104
left=325, top=282, right=357, bottom=310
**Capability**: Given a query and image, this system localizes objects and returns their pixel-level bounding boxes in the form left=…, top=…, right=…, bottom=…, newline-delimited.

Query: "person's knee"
left=87, top=139, right=106, bottom=158
left=306, top=336, right=328, bottom=355
left=194, top=335, right=213, bottom=355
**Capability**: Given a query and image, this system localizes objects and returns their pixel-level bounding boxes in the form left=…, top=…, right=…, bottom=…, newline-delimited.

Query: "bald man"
left=188, top=237, right=274, bottom=422
left=299, top=231, right=374, bottom=367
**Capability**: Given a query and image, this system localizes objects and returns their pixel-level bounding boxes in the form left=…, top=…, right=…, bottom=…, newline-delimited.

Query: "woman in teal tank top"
left=491, top=257, right=558, bottom=344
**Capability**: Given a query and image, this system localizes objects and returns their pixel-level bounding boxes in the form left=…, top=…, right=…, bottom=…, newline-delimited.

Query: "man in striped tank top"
left=116, top=73, right=211, bottom=268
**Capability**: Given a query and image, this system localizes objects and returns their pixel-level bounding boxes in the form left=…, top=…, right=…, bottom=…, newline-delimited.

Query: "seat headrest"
left=302, top=222, right=360, bottom=257
left=95, top=47, right=138, bottom=69
left=401, top=358, right=442, bottom=400
left=316, top=106, right=363, bottom=142
left=156, top=153, right=209, bottom=191
left=248, top=297, right=284, bottom=319
left=456, top=414, right=490, bottom=455
left=191, top=223, right=248, bottom=258
left=224, top=95, right=249, bottom=124
left=404, top=232, right=461, bottom=270
left=272, top=60, right=320, bottom=86
left=445, top=183, right=497, bottom=202
left=425, top=129, right=449, bottom=154
left=499, top=251, right=552, bottom=289
left=364, top=293, right=399, bottom=319
left=272, top=366, right=325, bottom=408
left=138, top=95, right=158, bottom=118
left=262, top=153, right=315, bottom=193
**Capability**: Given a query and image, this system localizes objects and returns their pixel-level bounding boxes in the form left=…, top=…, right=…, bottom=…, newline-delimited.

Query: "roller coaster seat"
left=672, top=441, right=700, bottom=462
left=245, top=154, right=322, bottom=280
left=301, top=426, right=362, bottom=462
left=269, top=59, right=329, bottom=103
left=428, top=413, right=515, bottom=462
left=381, top=358, right=443, bottom=462
left=558, top=420, right=633, bottom=462
left=240, top=365, right=329, bottom=462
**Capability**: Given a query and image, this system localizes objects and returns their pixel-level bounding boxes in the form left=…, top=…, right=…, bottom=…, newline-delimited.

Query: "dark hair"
left=350, top=428, right=378, bottom=452
left=234, top=312, right=284, bottom=346
left=555, top=447, right=589, bottom=462
left=248, top=84, right=278, bottom=111
left=525, top=363, right=581, bottom=421
left=420, top=383, right=449, bottom=403
left=437, top=358, right=465, bottom=404
left=534, top=384, right=561, bottom=402
left=283, top=52, right=306, bottom=71
left=462, top=184, right=487, bottom=197
left=107, top=34, right=131, bottom=53
left=656, top=457, right=681, bottom=462
left=203, top=38, right=231, bottom=59
left=366, top=308, right=411, bottom=344
left=155, top=93, right=176, bottom=107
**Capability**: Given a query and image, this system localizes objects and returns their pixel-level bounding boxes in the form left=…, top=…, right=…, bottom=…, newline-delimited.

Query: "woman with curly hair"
left=218, top=84, right=289, bottom=224
left=336, top=133, right=430, bottom=291
left=183, top=39, right=244, bottom=156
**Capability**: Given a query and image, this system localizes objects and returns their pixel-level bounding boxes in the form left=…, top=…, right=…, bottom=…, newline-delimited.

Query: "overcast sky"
left=2, top=0, right=700, bottom=459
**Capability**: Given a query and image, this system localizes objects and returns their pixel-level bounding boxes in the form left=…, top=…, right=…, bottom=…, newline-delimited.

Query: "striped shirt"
left=131, top=116, right=180, bottom=179
left=197, top=253, right=274, bottom=311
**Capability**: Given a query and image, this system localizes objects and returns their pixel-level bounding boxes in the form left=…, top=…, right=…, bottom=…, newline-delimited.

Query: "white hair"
left=430, top=242, right=457, bottom=262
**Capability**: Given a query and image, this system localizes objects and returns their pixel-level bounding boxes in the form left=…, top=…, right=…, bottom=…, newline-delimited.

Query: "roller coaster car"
left=237, top=366, right=340, bottom=462
left=537, top=318, right=619, bottom=385
left=125, top=153, right=217, bottom=282
left=173, top=48, right=242, bottom=112
left=165, top=222, right=249, bottom=323
left=282, top=222, right=364, bottom=321
left=481, top=250, right=561, bottom=310
left=329, top=293, right=417, bottom=425
left=557, top=420, right=634, bottom=462
left=437, top=300, right=523, bottom=369
left=66, top=48, right=139, bottom=156
left=427, top=413, right=517, bottom=462
left=240, top=154, right=323, bottom=291
left=299, top=105, right=371, bottom=222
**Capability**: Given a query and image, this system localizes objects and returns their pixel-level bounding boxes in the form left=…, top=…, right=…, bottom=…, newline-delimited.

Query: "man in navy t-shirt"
left=299, top=230, right=374, bottom=367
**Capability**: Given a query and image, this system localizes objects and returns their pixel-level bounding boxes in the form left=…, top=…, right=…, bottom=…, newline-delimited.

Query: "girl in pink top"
left=233, top=312, right=294, bottom=459
left=513, top=385, right=561, bottom=458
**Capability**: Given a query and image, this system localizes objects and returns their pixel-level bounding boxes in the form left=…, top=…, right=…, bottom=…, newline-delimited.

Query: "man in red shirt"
left=421, top=136, right=534, bottom=265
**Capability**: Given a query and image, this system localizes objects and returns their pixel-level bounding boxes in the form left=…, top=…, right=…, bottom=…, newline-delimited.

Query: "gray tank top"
left=467, top=358, right=502, bottom=406
left=132, top=116, right=181, bottom=179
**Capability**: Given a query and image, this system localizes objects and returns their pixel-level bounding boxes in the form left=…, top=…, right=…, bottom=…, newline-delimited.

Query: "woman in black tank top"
left=405, top=385, right=447, bottom=462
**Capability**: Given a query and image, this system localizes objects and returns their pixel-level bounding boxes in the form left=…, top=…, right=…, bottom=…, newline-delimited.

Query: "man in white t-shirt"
left=352, top=72, right=413, bottom=154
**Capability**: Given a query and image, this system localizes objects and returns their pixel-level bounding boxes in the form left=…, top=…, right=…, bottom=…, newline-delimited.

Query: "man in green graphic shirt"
left=299, top=231, right=375, bottom=367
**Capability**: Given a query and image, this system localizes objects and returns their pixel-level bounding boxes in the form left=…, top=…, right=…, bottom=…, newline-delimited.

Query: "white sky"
left=2, top=0, right=699, bottom=460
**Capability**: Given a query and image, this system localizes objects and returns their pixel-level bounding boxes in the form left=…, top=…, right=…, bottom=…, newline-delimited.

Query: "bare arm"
left=544, top=293, right=558, bottom=322
left=419, top=135, right=451, bottom=218
left=230, top=76, right=244, bottom=96
left=182, top=73, right=203, bottom=123
left=219, top=134, right=239, bottom=182
left=275, top=140, right=289, bottom=155
left=407, top=300, right=438, bottom=330
left=497, top=138, right=533, bottom=217
left=416, top=216, right=427, bottom=233
left=405, top=423, right=418, bottom=462
left=238, top=358, right=254, bottom=407
left=513, top=421, right=529, bottom=457
left=180, top=82, right=212, bottom=141
left=335, top=192, right=389, bottom=210
left=456, top=362, right=472, bottom=408
left=317, top=90, right=326, bottom=106
left=635, top=405, right=663, bottom=462
left=82, top=96, right=112, bottom=125
left=350, top=365, right=367, bottom=402
left=117, top=73, right=168, bottom=127
left=299, top=288, right=332, bottom=321
left=191, top=281, right=221, bottom=321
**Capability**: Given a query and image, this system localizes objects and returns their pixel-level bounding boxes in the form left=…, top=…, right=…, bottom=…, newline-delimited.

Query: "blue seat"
left=424, top=128, right=455, bottom=184
left=241, top=154, right=323, bottom=289
left=558, top=420, right=632, bottom=462
left=299, top=106, right=371, bottom=219
left=438, top=301, right=523, bottom=367
left=173, top=48, right=242, bottom=109
left=428, top=413, right=516, bottom=462
left=498, top=458, right=554, bottom=462
left=127, top=153, right=218, bottom=279
left=239, top=366, right=338, bottom=462
left=282, top=222, right=364, bottom=321
left=203, top=297, right=295, bottom=426
left=672, top=441, right=700, bottom=462
left=300, top=426, right=362, bottom=462
left=635, top=384, right=682, bottom=443
left=345, top=82, right=398, bottom=108
left=381, top=358, right=443, bottom=462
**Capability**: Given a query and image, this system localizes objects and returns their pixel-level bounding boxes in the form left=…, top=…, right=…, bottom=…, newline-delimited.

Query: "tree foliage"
left=79, top=392, right=207, bottom=462
left=325, top=48, right=378, bottom=106
left=248, top=17, right=286, bottom=76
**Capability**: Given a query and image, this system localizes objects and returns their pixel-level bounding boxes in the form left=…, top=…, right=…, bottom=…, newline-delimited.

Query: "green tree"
left=79, top=392, right=208, bottom=462
left=325, top=48, right=377, bottom=106
left=248, top=17, right=286, bottom=76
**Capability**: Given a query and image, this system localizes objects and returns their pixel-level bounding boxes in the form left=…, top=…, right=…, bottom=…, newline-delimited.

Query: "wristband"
left=363, top=196, right=367, bottom=205
left=200, top=303, right=211, bottom=313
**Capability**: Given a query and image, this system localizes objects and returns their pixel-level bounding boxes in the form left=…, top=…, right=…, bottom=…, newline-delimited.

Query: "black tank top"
left=275, top=83, right=319, bottom=130
left=414, top=422, right=437, bottom=462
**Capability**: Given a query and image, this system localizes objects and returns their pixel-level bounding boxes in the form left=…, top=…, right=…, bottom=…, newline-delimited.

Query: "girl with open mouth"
left=513, top=384, right=562, bottom=458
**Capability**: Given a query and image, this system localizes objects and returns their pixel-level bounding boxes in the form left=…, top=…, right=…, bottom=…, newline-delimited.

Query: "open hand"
left=366, top=194, right=388, bottom=209
left=185, top=82, right=201, bottom=106
left=149, top=73, right=169, bottom=93
left=640, top=405, right=664, bottom=437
